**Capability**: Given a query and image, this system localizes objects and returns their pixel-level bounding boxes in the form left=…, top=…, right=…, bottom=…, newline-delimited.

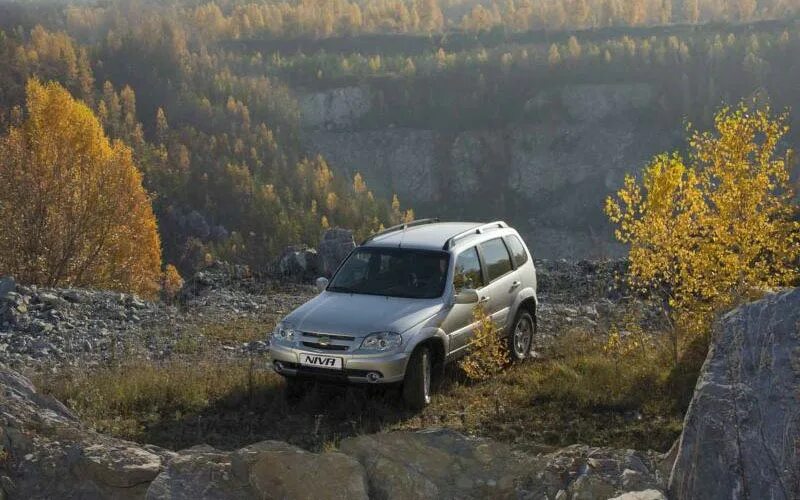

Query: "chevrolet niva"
left=267, top=219, right=537, bottom=409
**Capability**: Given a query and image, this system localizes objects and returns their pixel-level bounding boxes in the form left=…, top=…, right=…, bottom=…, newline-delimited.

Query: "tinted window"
left=453, top=247, right=484, bottom=290
left=328, top=248, right=449, bottom=299
left=480, top=238, right=513, bottom=282
left=504, top=234, right=529, bottom=268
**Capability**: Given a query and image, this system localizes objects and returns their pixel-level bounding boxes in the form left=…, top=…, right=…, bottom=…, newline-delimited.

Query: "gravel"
left=0, top=259, right=657, bottom=372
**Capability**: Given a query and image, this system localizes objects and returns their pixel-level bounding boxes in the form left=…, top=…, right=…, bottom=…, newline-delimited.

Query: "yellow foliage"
left=161, top=264, right=184, bottom=301
left=0, top=79, right=162, bottom=298
left=353, top=172, right=367, bottom=194
left=459, top=305, right=508, bottom=381
left=606, top=101, right=799, bottom=354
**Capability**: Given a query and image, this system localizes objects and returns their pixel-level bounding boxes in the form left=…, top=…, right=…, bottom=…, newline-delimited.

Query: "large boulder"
left=318, top=228, right=356, bottom=277
left=276, top=245, right=320, bottom=282
left=339, top=428, right=666, bottom=499
left=146, top=440, right=368, bottom=500
left=669, top=287, right=800, bottom=499
left=0, top=365, right=168, bottom=499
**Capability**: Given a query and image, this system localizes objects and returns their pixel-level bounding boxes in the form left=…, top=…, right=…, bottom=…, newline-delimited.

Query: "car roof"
left=363, top=221, right=511, bottom=251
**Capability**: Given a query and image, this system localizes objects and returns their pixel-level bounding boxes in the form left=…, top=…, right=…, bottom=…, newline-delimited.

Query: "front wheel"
left=509, top=310, right=535, bottom=362
left=402, top=346, right=432, bottom=410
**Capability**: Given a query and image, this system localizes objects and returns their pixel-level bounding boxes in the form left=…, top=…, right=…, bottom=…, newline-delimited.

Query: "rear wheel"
left=402, top=346, right=432, bottom=410
left=509, top=310, right=535, bottom=362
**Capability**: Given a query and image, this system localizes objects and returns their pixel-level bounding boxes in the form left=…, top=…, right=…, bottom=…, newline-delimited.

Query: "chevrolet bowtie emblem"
left=318, top=335, right=331, bottom=346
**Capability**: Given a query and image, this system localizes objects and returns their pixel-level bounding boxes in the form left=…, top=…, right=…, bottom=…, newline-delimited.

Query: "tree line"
left=0, top=14, right=414, bottom=294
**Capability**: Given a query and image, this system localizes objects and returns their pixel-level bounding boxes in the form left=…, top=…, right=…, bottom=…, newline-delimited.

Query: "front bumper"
left=268, top=343, right=409, bottom=384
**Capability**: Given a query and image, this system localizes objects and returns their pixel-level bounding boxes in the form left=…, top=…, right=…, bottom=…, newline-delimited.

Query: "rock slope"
left=669, top=287, right=800, bottom=500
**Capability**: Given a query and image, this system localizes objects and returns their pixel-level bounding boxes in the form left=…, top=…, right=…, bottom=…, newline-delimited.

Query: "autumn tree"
left=0, top=79, right=162, bottom=297
left=606, top=101, right=799, bottom=361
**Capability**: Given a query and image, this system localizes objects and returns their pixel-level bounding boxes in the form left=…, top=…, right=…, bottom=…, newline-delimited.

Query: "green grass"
left=33, top=328, right=700, bottom=453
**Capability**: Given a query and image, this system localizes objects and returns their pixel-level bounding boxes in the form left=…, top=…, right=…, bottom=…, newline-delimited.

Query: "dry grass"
left=34, top=327, right=701, bottom=453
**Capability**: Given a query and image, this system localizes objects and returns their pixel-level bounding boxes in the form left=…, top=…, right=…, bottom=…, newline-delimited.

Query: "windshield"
left=328, top=247, right=450, bottom=299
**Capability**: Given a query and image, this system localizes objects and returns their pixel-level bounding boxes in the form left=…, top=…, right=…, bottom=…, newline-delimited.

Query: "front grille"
left=302, top=341, right=348, bottom=351
left=303, top=332, right=355, bottom=341
left=300, top=331, right=357, bottom=352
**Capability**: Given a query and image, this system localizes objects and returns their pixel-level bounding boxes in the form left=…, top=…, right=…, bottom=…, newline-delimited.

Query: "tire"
left=508, top=310, right=535, bottom=362
left=283, top=376, right=308, bottom=401
left=402, top=346, right=432, bottom=410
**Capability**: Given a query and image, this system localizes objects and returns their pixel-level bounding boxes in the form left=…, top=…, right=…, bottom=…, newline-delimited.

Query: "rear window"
left=504, top=234, right=529, bottom=268
left=479, top=238, right=513, bottom=282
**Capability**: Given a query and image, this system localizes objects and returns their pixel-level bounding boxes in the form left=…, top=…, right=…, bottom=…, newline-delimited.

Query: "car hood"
left=283, top=291, right=445, bottom=337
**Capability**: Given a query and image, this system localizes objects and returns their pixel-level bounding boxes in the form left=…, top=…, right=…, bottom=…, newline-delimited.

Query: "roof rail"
left=442, top=221, right=508, bottom=250
left=361, top=218, right=441, bottom=245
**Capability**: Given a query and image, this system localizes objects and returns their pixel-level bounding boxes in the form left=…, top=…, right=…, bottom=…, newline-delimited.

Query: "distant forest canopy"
left=267, top=20, right=800, bottom=128
left=61, top=0, right=800, bottom=40
left=0, top=0, right=798, bottom=273
left=0, top=1, right=418, bottom=276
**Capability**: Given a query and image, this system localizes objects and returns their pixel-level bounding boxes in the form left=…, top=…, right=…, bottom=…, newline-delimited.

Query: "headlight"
left=360, top=332, right=402, bottom=352
left=271, top=321, right=297, bottom=344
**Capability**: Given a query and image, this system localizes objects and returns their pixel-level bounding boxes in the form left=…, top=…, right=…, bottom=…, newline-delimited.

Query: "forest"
left=1, top=0, right=799, bottom=284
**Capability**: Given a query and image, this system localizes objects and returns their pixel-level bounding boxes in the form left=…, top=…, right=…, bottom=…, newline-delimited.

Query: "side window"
left=504, top=234, right=529, bottom=268
left=479, top=238, right=513, bottom=282
left=453, top=247, right=484, bottom=291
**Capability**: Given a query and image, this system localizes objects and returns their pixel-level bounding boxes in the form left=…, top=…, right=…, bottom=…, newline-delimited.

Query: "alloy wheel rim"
left=514, top=317, right=533, bottom=358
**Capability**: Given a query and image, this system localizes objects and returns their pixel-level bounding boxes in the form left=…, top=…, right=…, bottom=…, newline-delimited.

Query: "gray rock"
left=0, top=365, right=167, bottom=499
left=277, top=245, right=320, bottom=281
left=73, top=443, right=162, bottom=488
left=609, top=490, right=667, bottom=500
left=339, top=429, right=664, bottom=500
left=319, top=228, right=356, bottom=277
left=0, top=277, right=15, bottom=299
left=669, top=287, right=800, bottom=500
left=146, top=447, right=252, bottom=500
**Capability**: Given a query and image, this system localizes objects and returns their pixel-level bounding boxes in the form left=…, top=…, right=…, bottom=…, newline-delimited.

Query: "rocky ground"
left=2, top=286, right=796, bottom=499
left=0, top=262, right=314, bottom=372
left=0, top=258, right=648, bottom=373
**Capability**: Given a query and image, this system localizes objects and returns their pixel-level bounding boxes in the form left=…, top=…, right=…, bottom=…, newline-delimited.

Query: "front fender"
left=403, top=325, right=449, bottom=355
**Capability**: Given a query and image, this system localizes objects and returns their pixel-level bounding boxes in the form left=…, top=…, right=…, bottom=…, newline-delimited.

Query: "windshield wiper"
left=327, top=285, right=356, bottom=293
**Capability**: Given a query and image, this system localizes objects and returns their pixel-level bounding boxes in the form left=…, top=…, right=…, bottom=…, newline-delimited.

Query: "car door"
left=440, top=246, right=485, bottom=357
left=477, top=237, right=518, bottom=329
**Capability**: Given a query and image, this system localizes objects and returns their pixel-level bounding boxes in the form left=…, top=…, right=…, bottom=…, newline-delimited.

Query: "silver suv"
left=268, top=220, right=537, bottom=409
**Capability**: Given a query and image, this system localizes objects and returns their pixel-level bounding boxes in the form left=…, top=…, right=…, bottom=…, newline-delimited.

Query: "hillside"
left=2, top=2, right=800, bottom=266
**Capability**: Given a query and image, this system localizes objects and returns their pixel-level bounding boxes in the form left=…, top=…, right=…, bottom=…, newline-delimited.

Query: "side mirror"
left=315, top=277, right=329, bottom=293
left=454, top=288, right=479, bottom=305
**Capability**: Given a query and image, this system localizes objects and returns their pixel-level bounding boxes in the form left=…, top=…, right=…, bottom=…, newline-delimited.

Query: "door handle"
left=478, top=296, right=490, bottom=304
left=511, top=280, right=521, bottom=288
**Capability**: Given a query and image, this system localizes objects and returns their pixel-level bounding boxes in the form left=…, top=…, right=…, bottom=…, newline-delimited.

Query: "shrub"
left=161, top=264, right=184, bottom=302
left=0, top=79, right=162, bottom=297
left=606, top=100, right=800, bottom=360
left=459, top=305, right=508, bottom=381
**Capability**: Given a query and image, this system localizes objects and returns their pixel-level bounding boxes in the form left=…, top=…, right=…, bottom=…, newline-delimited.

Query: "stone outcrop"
left=299, top=85, right=372, bottom=130
left=0, top=367, right=668, bottom=499
left=669, top=287, right=800, bottom=500
left=0, top=366, right=168, bottom=499
left=298, top=82, right=678, bottom=259
left=339, top=429, right=666, bottom=499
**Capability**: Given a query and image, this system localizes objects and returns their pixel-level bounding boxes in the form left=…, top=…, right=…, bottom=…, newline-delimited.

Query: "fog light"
left=274, top=361, right=284, bottom=372
left=366, top=371, right=382, bottom=383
